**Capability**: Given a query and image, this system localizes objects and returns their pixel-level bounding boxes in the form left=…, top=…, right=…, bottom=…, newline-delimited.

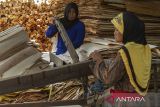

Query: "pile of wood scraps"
left=85, top=37, right=160, bottom=60
left=0, top=80, right=87, bottom=104
left=0, top=26, right=91, bottom=104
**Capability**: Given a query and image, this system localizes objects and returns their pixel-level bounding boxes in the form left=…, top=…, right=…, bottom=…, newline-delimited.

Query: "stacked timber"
left=104, top=0, right=160, bottom=46
left=0, top=26, right=90, bottom=104
left=0, top=25, right=42, bottom=78
left=1, top=0, right=160, bottom=48
left=48, top=0, right=160, bottom=46
left=0, top=80, right=85, bottom=103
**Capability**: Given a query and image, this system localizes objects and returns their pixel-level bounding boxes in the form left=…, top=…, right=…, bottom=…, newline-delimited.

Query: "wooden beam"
left=55, top=19, right=79, bottom=63
left=103, top=0, right=124, bottom=4
left=0, top=99, right=87, bottom=107
left=0, top=60, right=92, bottom=95
left=49, top=52, right=64, bottom=67
left=0, top=59, right=158, bottom=95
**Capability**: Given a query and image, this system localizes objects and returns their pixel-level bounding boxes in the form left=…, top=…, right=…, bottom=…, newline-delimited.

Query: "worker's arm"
left=46, top=24, right=58, bottom=38
left=72, top=22, right=85, bottom=48
left=89, top=52, right=125, bottom=85
left=46, top=17, right=58, bottom=38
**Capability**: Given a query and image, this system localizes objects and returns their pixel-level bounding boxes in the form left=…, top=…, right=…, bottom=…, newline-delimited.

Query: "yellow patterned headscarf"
left=111, top=13, right=124, bottom=34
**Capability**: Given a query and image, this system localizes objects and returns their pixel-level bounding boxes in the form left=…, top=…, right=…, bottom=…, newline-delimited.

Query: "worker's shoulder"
left=76, top=20, right=85, bottom=28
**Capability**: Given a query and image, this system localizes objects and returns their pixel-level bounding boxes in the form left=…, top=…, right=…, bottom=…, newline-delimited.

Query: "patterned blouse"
left=89, top=53, right=135, bottom=92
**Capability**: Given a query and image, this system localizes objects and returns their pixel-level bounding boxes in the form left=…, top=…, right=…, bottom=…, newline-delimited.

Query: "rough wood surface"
left=125, top=1, right=160, bottom=17
left=0, top=60, right=92, bottom=95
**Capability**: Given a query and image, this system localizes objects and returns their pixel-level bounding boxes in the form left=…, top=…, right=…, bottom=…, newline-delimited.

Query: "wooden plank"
left=1, top=58, right=158, bottom=95
left=23, top=59, right=50, bottom=75
left=49, top=52, right=64, bottom=67
left=125, top=1, right=160, bottom=17
left=0, top=43, right=28, bottom=61
left=0, top=27, right=27, bottom=42
left=0, top=25, right=20, bottom=37
left=152, top=59, right=160, bottom=64
left=0, top=47, right=39, bottom=76
left=103, top=0, right=124, bottom=4
left=0, top=29, right=29, bottom=60
left=0, top=60, right=92, bottom=95
left=2, top=52, right=42, bottom=79
left=55, top=19, right=79, bottom=63
left=0, top=99, right=87, bottom=107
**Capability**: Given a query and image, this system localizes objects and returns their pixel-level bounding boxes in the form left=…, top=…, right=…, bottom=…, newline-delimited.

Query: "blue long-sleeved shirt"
left=46, top=20, right=85, bottom=55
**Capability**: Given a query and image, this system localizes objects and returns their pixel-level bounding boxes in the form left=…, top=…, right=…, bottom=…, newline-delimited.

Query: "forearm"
left=90, top=54, right=126, bottom=85
left=90, top=59, right=106, bottom=81
left=46, top=24, right=58, bottom=38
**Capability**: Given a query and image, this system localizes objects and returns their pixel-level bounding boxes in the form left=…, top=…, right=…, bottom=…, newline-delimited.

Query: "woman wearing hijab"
left=89, top=12, right=151, bottom=106
left=46, top=2, right=85, bottom=55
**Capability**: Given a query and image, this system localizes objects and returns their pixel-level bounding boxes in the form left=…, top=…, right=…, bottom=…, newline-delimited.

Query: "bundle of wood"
left=0, top=73, right=97, bottom=104
left=0, top=80, right=85, bottom=104
left=48, top=0, right=160, bottom=46
left=1, top=0, right=160, bottom=51
left=0, top=26, right=89, bottom=104
left=105, top=0, right=160, bottom=46
left=87, top=37, right=160, bottom=59
left=0, top=25, right=43, bottom=79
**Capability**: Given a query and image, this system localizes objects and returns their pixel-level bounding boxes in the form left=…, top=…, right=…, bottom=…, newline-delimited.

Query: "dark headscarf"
left=60, top=2, right=79, bottom=30
left=123, top=12, right=147, bottom=45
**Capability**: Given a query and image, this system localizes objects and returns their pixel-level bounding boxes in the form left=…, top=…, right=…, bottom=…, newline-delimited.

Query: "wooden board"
left=55, top=19, right=79, bottom=63
left=103, top=0, right=124, bottom=4
left=0, top=60, right=92, bottom=95
left=0, top=29, right=29, bottom=60
left=0, top=25, right=20, bottom=37
left=125, top=1, right=160, bottom=17
left=0, top=47, right=40, bottom=77
left=49, top=52, right=64, bottom=67
left=0, top=99, right=87, bottom=107
left=2, top=52, right=42, bottom=79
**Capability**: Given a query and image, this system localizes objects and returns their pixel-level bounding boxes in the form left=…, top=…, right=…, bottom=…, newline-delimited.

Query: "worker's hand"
left=89, top=50, right=103, bottom=63
left=48, top=17, right=55, bottom=25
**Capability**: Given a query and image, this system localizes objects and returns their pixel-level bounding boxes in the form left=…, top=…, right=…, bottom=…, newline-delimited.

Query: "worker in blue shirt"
left=46, top=2, right=85, bottom=55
